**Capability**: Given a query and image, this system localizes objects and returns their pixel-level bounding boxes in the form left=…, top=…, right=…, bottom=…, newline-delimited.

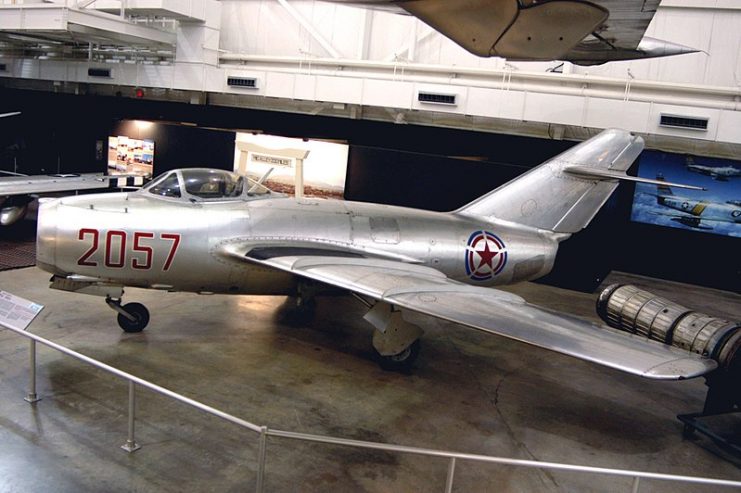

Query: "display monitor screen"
left=630, top=150, right=741, bottom=238
left=108, top=136, right=154, bottom=177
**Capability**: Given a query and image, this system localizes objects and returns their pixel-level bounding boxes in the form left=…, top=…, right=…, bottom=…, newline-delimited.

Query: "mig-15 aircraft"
left=36, top=129, right=717, bottom=378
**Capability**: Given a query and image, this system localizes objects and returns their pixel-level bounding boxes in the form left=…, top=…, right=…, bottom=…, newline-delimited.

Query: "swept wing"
left=219, top=246, right=716, bottom=380
left=328, top=0, right=695, bottom=63
left=0, top=173, right=145, bottom=196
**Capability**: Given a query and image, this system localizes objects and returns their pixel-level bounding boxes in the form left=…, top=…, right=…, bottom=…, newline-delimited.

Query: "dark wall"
left=0, top=89, right=235, bottom=176
left=0, top=103, right=104, bottom=175
left=345, top=146, right=526, bottom=212
left=110, top=121, right=235, bottom=175
left=1, top=88, right=571, bottom=172
left=615, top=188, right=740, bottom=291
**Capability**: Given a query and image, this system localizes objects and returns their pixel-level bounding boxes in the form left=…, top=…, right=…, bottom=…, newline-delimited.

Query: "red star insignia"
left=475, top=241, right=499, bottom=270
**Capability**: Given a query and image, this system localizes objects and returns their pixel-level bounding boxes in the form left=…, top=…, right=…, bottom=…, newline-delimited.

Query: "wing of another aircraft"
left=219, top=246, right=716, bottom=380
left=329, top=0, right=695, bottom=64
left=0, top=173, right=146, bottom=196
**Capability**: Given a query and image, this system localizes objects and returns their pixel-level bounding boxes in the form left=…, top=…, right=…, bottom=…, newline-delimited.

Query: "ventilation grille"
left=660, top=114, right=708, bottom=131
left=227, top=76, right=258, bottom=88
left=418, top=92, right=456, bottom=105
left=88, top=68, right=111, bottom=78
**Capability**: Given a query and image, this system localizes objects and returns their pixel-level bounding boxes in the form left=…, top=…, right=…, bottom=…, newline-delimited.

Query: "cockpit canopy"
left=143, top=168, right=273, bottom=201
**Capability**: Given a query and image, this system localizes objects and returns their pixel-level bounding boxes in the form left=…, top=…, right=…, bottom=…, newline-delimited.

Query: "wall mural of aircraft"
left=327, top=0, right=698, bottom=64
left=36, top=129, right=719, bottom=380
left=686, top=162, right=741, bottom=181
left=651, top=174, right=741, bottom=230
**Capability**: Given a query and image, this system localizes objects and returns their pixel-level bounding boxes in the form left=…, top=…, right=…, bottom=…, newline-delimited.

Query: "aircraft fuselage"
left=37, top=192, right=560, bottom=296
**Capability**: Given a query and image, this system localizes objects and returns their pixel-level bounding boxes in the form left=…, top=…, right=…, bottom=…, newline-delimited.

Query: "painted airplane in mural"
left=652, top=175, right=741, bottom=229
left=328, top=0, right=697, bottom=64
left=686, top=163, right=741, bottom=181
left=35, top=129, right=718, bottom=381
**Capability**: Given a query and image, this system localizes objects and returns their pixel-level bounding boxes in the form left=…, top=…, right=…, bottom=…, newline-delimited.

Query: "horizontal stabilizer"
left=562, top=165, right=706, bottom=191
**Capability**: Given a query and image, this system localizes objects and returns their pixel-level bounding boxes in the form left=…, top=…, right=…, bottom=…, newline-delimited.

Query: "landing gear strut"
left=106, top=297, right=150, bottom=333
left=363, top=300, right=424, bottom=372
left=288, top=281, right=319, bottom=323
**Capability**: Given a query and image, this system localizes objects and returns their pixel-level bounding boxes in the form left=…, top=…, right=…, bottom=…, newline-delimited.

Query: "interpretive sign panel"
left=0, top=290, right=44, bottom=331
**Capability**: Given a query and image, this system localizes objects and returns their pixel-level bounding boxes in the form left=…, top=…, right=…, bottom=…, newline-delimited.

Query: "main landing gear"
left=362, top=300, right=424, bottom=372
left=106, top=297, right=150, bottom=333
left=376, top=339, right=421, bottom=372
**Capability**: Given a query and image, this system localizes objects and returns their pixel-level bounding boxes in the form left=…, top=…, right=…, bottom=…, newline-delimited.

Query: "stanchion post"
left=24, top=339, right=41, bottom=403
left=445, top=457, right=456, bottom=493
left=631, top=476, right=641, bottom=493
left=121, top=381, right=141, bottom=452
left=256, top=426, right=268, bottom=493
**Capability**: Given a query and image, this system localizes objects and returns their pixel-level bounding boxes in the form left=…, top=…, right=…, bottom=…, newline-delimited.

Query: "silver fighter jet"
left=36, top=129, right=717, bottom=379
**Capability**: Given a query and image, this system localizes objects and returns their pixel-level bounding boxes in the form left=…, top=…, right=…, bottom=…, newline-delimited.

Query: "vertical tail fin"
left=655, top=174, right=674, bottom=196
left=456, top=129, right=644, bottom=233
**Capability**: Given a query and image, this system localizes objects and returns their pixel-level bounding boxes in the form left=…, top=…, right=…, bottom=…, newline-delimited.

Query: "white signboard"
left=252, top=153, right=293, bottom=167
left=0, top=290, right=44, bottom=331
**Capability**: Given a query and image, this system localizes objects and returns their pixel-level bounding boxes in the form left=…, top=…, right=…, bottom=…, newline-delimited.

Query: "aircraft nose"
left=36, top=198, right=59, bottom=273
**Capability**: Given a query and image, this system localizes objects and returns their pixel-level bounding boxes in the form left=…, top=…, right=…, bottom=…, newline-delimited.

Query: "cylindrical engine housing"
left=596, top=284, right=740, bottom=373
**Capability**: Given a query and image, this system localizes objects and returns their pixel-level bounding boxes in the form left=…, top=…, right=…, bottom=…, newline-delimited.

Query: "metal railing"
left=3, top=324, right=741, bottom=493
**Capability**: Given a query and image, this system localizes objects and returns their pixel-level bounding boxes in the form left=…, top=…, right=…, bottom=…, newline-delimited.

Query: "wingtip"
left=638, top=37, right=701, bottom=58
left=643, top=357, right=717, bottom=380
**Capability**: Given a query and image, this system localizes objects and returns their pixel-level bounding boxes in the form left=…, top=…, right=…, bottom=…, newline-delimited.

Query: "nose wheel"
left=106, top=297, right=150, bottom=333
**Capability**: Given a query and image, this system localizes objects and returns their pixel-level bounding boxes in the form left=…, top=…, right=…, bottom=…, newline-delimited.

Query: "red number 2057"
left=77, top=229, right=181, bottom=271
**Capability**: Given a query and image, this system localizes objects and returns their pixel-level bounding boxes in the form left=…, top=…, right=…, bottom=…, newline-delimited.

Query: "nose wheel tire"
left=117, top=302, right=150, bottom=333
left=376, top=340, right=421, bottom=372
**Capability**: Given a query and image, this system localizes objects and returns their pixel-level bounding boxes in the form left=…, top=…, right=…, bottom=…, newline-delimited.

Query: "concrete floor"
left=0, top=267, right=739, bottom=492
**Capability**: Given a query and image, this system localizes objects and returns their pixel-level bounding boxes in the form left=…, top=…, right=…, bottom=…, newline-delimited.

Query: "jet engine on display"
left=36, top=129, right=725, bottom=382
left=597, top=284, right=741, bottom=413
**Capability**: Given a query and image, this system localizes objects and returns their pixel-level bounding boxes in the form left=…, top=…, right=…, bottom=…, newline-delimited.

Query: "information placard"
left=0, top=290, right=44, bottom=331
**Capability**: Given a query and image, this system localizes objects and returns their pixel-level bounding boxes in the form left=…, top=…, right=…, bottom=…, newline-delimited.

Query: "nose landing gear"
left=106, top=297, right=150, bottom=333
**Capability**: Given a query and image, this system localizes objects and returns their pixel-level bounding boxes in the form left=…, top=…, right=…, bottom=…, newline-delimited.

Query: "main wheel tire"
left=377, top=340, right=421, bottom=372
left=117, top=302, right=150, bottom=333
